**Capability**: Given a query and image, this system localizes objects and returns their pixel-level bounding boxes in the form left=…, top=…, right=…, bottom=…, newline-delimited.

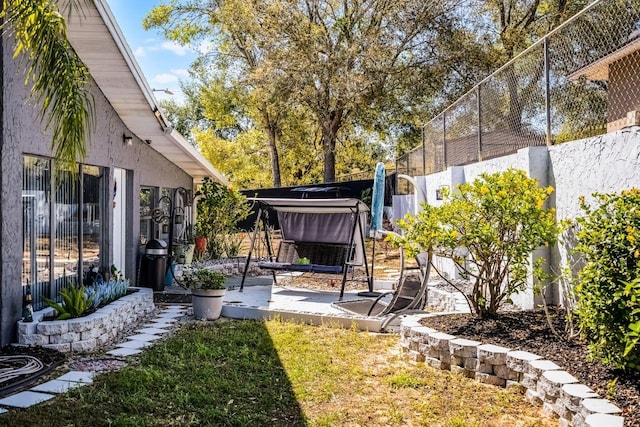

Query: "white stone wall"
left=16, top=288, right=155, bottom=353
left=398, top=127, right=640, bottom=308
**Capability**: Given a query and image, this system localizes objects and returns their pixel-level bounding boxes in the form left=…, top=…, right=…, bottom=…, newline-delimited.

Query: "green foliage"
left=44, top=283, right=94, bottom=320
left=1, top=0, right=94, bottom=172
left=195, top=178, right=251, bottom=258
left=574, top=189, right=640, bottom=371
left=393, top=169, right=559, bottom=318
left=181, top=268, right=227, bottom=290
left=88, top=278, right=130, bottom=311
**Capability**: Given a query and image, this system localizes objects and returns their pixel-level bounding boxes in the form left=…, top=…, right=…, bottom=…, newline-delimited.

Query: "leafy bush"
left=195, top=178, right=251, bottom=259
left=87, top=278, right=130, bottom=311
left=44, top=284, right=94, bottom=320
left=575, top=189, right=640, bottom=371
left=394, top=169, right=558, bottom=318
left=182, top=268, right=227, bottom=290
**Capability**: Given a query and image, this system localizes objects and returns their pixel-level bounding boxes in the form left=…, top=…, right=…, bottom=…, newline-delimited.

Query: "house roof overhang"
left=63, top=0, right=228, bottom=185
left=569, top=35, right=640, bottom=82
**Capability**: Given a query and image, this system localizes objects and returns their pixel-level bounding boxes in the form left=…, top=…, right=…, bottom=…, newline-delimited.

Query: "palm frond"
left=1, top=0, right=94, bottom=171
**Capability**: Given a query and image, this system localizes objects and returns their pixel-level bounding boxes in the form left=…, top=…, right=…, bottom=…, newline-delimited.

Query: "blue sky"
left=105, top=0, right=196, bottom=103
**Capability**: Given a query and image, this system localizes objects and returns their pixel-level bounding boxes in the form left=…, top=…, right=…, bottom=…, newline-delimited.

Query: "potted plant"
left=194, top=222, right=208, bottom=261
left=174, top=222, right=196, bottom=265
left=182, top=268, right=227, bottom=320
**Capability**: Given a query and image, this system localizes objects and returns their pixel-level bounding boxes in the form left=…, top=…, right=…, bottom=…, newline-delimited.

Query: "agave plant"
left=44, top=284, right=94, bottom=320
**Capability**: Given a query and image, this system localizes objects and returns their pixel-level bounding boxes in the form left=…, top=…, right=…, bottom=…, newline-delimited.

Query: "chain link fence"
left=396, top=0, right=640, bottom=188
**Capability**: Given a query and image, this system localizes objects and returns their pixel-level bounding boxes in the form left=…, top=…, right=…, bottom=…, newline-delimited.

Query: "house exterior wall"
left=608, top=49, right=640, bottom=131
left=1, top=36, right=193, bottom=345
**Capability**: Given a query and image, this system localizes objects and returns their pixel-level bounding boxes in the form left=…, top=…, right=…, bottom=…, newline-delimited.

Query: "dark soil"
left=153, top=292, right=191, bottom=304
left=421, top=310, right=640, bottom=425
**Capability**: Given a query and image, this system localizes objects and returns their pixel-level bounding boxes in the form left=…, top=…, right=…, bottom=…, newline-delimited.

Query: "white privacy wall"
left=398, top=126, right=640, bottom=309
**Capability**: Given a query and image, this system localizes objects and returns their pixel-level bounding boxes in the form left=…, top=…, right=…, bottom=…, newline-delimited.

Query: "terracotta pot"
left=195, top=236, right=207, bottom=258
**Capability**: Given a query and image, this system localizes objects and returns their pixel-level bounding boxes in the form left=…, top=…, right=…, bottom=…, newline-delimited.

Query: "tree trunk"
left=261, top=112, right=282, bottom=188
left=265, top=125, right=281, bottom=188
left=320, top=110, right=343, bottom=183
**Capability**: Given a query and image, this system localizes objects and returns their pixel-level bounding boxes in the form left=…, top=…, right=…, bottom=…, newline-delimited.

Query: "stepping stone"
left=32, top=379, right=86, bottom=394
left=57, top=371, right=94, bottom=384
left=152, top=317, right=178, bottom=323
left=165, top=305, right=187, bottom=309
left=136, top=327, right=171, bottom=335
left=144, top=322, right=173, bottom=329
left=161, top=307, right=187, bottom=312
left=157, top=313, right=183, bottom=319
left=117, top=340, right=151, bottom=350
left=107, top=348, right=142, bottom=357
left=0, top=391, right=54, bottom=408
left=127, top=334, right=162, bottom=342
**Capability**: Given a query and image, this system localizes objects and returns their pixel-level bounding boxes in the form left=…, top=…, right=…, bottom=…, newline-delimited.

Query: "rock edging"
left=17, top=287, right=155, bottom=353
left=399, top=314, right=625, bottom=427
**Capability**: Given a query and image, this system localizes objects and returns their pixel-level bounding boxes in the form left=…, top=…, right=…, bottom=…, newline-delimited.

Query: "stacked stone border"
left=399, top=314, right=625, bottom=427
left=16, top=287, right=155, bottom=353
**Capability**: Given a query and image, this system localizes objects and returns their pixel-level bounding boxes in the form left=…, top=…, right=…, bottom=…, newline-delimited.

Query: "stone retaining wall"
left=16, top=287, right=155, bottom=353
left=399, top=314, right=625, bottom=427
left=425, top=287, right=459, bottom=312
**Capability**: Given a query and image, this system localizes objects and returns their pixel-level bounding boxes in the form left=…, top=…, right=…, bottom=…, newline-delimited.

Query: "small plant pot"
left=180, top=244, right=196, bottom=265
left=195, top=237, right=207, bottom=259
left=191, top=288, right=226, bottom=320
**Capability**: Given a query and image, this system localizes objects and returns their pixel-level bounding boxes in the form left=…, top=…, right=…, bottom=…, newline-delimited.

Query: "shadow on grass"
left=2, top=320, right=305, bottom=427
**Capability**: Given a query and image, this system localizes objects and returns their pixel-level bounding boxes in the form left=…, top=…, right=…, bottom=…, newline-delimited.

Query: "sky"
left=105, top=0, right=196, bottom=103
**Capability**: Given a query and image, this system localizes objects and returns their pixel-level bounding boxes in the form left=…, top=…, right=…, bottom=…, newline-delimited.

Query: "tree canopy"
left=145, top=0, right=477, bottom=186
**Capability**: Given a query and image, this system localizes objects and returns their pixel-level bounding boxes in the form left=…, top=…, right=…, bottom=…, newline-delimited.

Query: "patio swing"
left=239, top=198, right=373, bottom=299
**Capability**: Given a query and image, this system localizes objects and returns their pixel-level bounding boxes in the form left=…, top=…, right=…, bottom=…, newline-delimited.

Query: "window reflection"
left=82, top=166, right=101, bottom=276
left=22, top=156, right=104, bottom=310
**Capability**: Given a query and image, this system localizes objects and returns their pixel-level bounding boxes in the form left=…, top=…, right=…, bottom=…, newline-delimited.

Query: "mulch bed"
left=420, top=310, right=640, bottom=425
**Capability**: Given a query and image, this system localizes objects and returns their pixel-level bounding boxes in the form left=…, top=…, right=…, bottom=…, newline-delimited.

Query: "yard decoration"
left=575, top=189, right=640, bottom=371
left=182, top=268, right=227, bottom=320
left=393, top=169, right=559, bottom=318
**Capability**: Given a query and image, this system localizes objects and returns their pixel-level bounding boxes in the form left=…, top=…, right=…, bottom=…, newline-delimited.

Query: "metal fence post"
left=421, top=125, right=426, bottom=175
left=544, top=36, right=552, bottom=146
left=442, top=113, right=447, bottom=168
left=477, top=85, right=483, bottom=162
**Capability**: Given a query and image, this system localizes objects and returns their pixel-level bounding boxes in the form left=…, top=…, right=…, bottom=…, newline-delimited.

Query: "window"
left=139, top=187, right=156, bottom=245
left=22, top=156, right=105, bottom=309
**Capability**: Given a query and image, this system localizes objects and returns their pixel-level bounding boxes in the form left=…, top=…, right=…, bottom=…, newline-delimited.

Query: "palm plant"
left=1, top=0, right=94, bottom=171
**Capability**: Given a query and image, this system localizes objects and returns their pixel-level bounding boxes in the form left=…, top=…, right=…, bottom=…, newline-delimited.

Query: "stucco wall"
left=1, top=36, right=193, bottom=345
left=406, top=128, right=640, bottom=311
left=548, top=126, right=640, bottom=303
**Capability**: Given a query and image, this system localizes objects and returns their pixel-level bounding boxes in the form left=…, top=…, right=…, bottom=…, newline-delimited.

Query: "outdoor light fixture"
left=152, top=88, right=174, bottom=95
left=123, top=134, right=133, bottom=146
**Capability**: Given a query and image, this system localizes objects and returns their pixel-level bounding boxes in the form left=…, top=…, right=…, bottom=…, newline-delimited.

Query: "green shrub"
left=394, top=169, right=558, bottom=318
left=44, top=284, right=94, bottom=320
left=195, top=178, right=251, bottom=259
left=575, top=189, right=640, bottom=371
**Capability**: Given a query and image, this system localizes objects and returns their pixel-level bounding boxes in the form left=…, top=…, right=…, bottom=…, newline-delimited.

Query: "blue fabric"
left=370, top=162, right=385, bottom=231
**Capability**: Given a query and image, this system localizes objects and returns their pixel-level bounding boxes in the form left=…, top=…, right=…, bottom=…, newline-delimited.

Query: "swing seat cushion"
left=257, top=240, right=349, bottom=274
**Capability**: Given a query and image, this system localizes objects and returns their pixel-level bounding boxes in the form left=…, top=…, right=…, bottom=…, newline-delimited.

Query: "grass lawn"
left=3, top=319, right=555, bottom=426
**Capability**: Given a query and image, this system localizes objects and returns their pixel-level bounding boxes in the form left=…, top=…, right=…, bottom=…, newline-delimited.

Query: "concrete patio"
left=163, top=274, right=397, bottom=332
